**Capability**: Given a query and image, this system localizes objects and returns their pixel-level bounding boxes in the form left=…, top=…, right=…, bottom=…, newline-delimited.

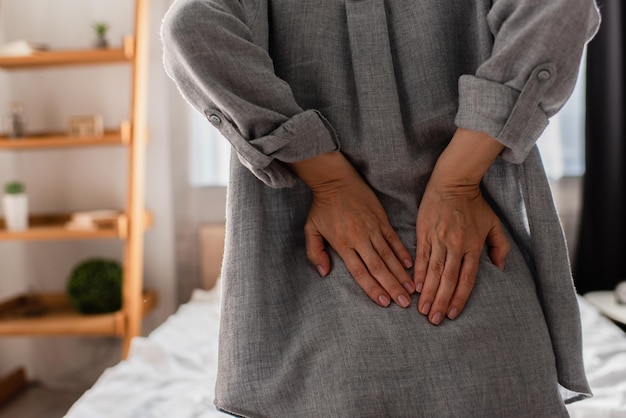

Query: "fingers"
left=304, top=221, right=330, bottom=277
left=305, top=219, right=414, bottom=308
left=486, top=221, right=510, bottom=271
left=446, top=252, right=479, bottom=320
left=415, top=246, right=476, bottom=325
left=375, top=227, right=415, bottom=293
left=381, top=225, right=414, bottom=270
left=416, top=243, right=453, bottom=325
left=341, top=231, right=413, bottom=308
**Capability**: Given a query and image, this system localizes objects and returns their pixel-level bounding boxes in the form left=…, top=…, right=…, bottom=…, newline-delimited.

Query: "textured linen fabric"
left=161, top=1, right=600, bottom=416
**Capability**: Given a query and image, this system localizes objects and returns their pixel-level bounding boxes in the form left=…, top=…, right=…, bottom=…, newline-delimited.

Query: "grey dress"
left=161, top=0, right=601, bottom=416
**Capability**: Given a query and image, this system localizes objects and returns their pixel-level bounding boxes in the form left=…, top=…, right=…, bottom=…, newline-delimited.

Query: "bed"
left=64, top=225, right=626, bottom=418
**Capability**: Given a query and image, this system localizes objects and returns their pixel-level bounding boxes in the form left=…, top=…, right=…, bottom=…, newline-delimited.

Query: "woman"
left=161, top=1, right=600, bottom=416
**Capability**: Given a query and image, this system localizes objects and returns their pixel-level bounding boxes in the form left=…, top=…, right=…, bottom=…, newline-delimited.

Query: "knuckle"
left=416, top=248, right=430, bottom=264
left=458, top=272, right=477, bottom=287
left=368, top=285, right=384, bottom=299
left=303, top=220, right=316, bottom=234
left=350, top=265, right=368, bottom=283
left=381, top=227, right=399, bottom=243
left=429, top=259, right=445, bottom=276
left=305, top=247, right=318, bottom=262
left=377, top=245, right=393, bottom=260
left=449, top=230, right=465, bottom=247
left=367, top=258, right=384, bottom=275
left=441, top=270, right=458, bottom=286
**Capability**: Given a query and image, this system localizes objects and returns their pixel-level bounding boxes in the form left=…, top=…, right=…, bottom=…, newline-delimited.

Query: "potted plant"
left=3, top=181, right=28, bottom=231
left=92, top=22, right=109, bottom=49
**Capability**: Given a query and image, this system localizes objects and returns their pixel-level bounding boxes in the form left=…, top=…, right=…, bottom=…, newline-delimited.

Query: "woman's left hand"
left=413, top=128, right=510, bottom=325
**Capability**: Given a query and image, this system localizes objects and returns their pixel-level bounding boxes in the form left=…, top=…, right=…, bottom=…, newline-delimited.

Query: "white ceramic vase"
left=2, top=193, right=29, bottom=231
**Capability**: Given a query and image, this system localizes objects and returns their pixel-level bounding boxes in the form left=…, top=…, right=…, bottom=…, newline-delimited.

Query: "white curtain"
left=537, top=54, right=587, bottom=179
left=188, top=108, right=230, bottom=187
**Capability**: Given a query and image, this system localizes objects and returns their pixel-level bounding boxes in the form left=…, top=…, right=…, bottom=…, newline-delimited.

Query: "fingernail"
left=431, top=312, right=443, bottom=325
left=316, top=265, right=326, bottom=277
left=415, top=282, right=423, bottom=293
left=421, top=302, right=431, bottom=315
left=499, top=262, right=505, bottom=271
left=403, top=282, right=414, bottom=294
left=398, top=294, right=411, bottom=308
left=378, top=295, right=390, bottom=306
left=403, top=258, right=412, bottom=268
left=447, top=307, right=458, bottom=320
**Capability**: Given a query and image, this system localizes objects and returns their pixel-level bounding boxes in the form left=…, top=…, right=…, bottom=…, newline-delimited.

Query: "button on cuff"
left=537, top=70, right=552, bottom=82
left=208, top=114, right=222, bottom=125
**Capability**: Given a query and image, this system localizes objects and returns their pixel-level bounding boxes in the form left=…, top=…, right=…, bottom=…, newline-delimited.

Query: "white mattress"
left=65, top=285, right=626, bottom=417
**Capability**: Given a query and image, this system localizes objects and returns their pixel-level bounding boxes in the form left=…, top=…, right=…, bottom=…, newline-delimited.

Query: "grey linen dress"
left=161, top=0, right=601, bottom=416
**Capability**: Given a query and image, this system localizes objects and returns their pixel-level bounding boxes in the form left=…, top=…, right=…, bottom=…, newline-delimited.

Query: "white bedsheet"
left=65, top=287, right=226, bottom=418
left=65, top=285, right=626, bottom=418
left=567, top=297, right=626, bottom=417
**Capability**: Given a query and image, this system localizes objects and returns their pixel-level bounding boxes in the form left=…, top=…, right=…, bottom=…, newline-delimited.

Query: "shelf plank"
left=0, top=211, right=153, bottom=242
left=0, top=47, right=131, bottom=69
left=0, top=290, right=157, bottom=337
left=0, top=129, right=128, bottom=150
left=0, top=213, right=124, bottom=241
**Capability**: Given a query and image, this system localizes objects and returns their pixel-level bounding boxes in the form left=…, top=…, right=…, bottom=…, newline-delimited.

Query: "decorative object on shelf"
left=0, top=40, right=48, bottom=57
left=65, top=210, right=120, bottom=230
left=2, top=181, right=28, bottom=231
left=4, top=102, right=26, bottom=138
left=92, top=22, right=110, bottom=49
left=67, top=114, right=103, bottom=137
left=66, top=258, right=123, bottom=314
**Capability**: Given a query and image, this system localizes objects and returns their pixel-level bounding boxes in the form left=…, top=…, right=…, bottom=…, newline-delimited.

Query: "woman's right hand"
left=288, top=152, right=415, bottom=308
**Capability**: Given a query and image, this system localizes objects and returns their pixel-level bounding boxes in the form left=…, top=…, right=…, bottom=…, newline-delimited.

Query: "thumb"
left=486, top=219, right=510, bottom=271
left=304, top=221, right=331, bottom=277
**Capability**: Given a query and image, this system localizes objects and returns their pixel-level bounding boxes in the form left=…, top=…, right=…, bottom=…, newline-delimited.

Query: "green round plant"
left=67, top=259, right=122, bottom=314
left=4, top=181, right=25, bottom=194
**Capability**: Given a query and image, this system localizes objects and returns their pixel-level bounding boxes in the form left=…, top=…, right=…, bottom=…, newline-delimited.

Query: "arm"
left=414, top=0, right=600, bottom=325
left=160, top=0, right=339, bottom=188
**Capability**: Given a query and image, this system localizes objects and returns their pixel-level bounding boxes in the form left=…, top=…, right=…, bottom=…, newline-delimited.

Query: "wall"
left=0, top=0, right=183, bottom=388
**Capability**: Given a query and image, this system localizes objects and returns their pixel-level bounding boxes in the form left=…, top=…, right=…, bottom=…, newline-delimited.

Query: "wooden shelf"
left=0, top=123, right=131, bottom=150
left=0, top=211, right=153, bottom=241
left=0, top=37, right=134, bottom=70
left=0, top=290, right=157, bottom=337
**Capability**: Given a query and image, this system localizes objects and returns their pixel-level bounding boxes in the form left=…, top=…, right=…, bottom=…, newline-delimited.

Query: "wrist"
left=287, top=151, right=358, bottom=192
left=430, top=128, right=504, bottom=186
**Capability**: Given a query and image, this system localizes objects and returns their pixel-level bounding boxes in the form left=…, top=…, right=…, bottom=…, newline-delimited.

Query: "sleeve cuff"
left=455, top=64, right=555, bottom=164
left=206, top=108, right=340, bottom=188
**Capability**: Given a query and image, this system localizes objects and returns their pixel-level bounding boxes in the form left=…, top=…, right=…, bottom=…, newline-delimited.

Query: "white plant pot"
left=2, top=193, right=29, bottom=231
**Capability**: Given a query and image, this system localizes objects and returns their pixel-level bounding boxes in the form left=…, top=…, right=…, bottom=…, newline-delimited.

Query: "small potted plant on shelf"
left=92, top=21, right=110, bottom=49
left=2, top=181, right=28, bottom=231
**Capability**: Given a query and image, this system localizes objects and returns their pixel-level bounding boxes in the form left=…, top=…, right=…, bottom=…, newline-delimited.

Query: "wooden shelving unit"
left=0, top=0, right=152, bottom=360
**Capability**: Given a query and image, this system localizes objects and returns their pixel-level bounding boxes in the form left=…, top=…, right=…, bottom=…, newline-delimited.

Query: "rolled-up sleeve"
left=161, top=0, right=339, bottom=188
left=454, top=0, right=600, bottom=164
